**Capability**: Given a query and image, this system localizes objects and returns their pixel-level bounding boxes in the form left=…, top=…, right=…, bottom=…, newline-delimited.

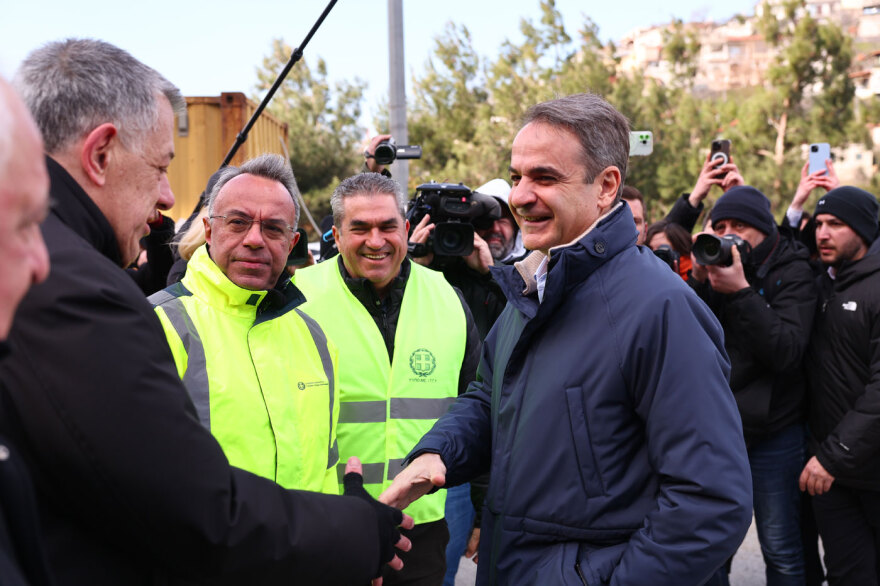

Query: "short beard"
left=487, top=234, right=514, bottom=261
left=828, top=237, right=867, bottom=268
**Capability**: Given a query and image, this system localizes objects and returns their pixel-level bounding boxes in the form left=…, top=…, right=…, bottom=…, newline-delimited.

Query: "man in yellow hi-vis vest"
left=295, top=172, right=480, bottom=585
left=151, top=154, right=339, bottom=494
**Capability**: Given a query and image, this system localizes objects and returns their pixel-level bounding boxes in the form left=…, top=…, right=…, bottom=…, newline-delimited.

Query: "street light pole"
left=388, top=0, right=409, bottom=191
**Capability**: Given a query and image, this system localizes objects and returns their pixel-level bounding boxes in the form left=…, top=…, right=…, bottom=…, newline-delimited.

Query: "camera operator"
left=689, top=185, right=817, bottom=584
left=409, top=179, right=525, bottom=338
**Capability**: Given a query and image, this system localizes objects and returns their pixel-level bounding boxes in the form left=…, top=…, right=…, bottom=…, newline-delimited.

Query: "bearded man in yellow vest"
left=294, top=172, right=480, bottom=585
left=150, top=154, right=339, bottom=494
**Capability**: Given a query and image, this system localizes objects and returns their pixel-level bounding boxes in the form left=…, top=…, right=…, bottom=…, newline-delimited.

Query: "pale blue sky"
left=1, top=0, right=758, bottom=131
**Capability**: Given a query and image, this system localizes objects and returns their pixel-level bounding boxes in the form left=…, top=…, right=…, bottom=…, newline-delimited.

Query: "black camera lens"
left=693, top=233, right=751, bottom=267
left=433, top=223, right=474, bottom=256
left=811, top=145, right=819, bottom=152
left=702, top=239, right=721, bottom=257
left=693, top=233, right=726, bottom=266
left=374, top=141, right=397, bottom=165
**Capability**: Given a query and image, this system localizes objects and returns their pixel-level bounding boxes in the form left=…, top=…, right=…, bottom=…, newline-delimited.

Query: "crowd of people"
left=0, top=36, right=878, bottom=586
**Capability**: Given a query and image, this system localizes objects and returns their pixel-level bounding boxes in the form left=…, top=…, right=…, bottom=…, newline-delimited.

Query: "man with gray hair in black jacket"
left=1, top=38, right=410, bottom=585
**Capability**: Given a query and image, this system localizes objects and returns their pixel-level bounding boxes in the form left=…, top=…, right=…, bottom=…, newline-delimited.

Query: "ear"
left=404, top=219, right=410, bottom=234
left=79, top=123, right=120, bottom=188
left=331, top=224, right=340, bottom=245
left=203, top=215, right=213, bottom=246
left=597, top=166, right=622, bottom=210
left=288, top=230, right=300, bottom=255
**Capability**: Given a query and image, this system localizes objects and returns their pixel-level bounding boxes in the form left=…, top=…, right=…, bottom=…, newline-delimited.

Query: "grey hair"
left=522, top=93, right=630, bottom=202
left=330, top=173, right=406, bottom=226
left=13, top=38, right=185, bottom=154
left=206, top=153, right=300, bottom=226
left=0, top=81, right=14, bottom=179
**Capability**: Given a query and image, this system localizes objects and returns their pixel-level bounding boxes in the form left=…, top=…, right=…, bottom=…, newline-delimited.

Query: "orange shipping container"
left=167, top=92, right=289, bottom=221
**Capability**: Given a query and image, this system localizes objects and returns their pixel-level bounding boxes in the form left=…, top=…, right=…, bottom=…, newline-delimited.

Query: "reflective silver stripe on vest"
left=148, top=289, right=177, bottom=307
left=338, top=397, right=456, bottom=424
left=294, top=309, right=337, bottom=469
left=159, top=298, right=211, bottom=430
left=338, top=401, right=387, bottom=423
left=390, top=397, right=456, bottom=420
left=387, top=458, right=407, bottom=480
left=329, top=439, right=339, bottom=468
left=336, top=462, right=385, bottom=484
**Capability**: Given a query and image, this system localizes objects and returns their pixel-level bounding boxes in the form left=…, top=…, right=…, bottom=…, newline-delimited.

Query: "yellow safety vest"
left=294, top=259, right=466, bottom=524
left=150, top=245, right=339, bottom=494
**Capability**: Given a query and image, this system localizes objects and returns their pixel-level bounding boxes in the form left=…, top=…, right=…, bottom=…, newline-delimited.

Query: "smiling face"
left=508, top=122, right=619, bottom=255
left=204, top=173, right=298, bottom=291
left=103, top=96, right=176, bottom=266
left=814, top=213, right=868, bottom=268
left=332, top=192, right=409, bottom=297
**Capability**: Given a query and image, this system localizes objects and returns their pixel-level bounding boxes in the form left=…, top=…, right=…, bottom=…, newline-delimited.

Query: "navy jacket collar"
left=493, top=202, right=638, bottom=317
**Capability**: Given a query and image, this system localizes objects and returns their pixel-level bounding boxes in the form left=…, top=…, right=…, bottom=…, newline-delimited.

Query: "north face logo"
left=842, top=301, right=857, bottom=311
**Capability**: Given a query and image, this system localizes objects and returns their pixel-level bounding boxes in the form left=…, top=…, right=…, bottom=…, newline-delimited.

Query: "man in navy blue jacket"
left=382, top=93, right=753, bottom=585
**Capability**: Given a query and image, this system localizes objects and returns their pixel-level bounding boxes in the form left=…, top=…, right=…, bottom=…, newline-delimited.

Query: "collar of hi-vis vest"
left=185, top=245, right=270, bottom=317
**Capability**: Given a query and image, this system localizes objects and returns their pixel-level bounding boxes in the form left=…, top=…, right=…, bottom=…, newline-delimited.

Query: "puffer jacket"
left=808, top=240, right=880, bottom=490
left=411, top=203, right=752, bottom=585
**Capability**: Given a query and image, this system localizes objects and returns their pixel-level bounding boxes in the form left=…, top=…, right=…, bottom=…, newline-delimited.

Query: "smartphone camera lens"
left=811, top=145, right=819, bottom=152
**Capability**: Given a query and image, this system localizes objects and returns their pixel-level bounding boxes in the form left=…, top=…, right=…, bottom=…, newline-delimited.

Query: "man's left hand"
left=408, top=214, right=435, bottom=267
left=799, top=456, right=835, bottom=496
left=464, top=233, right=493, bottom=274
left=706, top=246, right=750, bottom=294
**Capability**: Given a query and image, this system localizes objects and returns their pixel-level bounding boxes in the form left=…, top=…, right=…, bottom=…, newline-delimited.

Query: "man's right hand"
left=791, top=160, right=838, bottom=212
left=379, top=453, right=446, bottom=511
left=342, top=457, right=413, bottom=584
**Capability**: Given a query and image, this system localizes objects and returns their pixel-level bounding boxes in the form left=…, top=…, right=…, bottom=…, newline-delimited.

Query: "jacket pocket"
left=576, top=542, right=628, bottom=585
left=564, top=386, right=605, bottom=498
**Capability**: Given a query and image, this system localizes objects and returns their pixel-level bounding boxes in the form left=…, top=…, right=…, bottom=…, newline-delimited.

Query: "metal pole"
left=388, top=0, right=409, bottom=191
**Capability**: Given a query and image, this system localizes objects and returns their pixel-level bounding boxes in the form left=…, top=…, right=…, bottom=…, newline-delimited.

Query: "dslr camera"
left=692, top=233, right=752, bottom=267
left=407, top=182, right=501, bottom=257
left=652, top=244, right=680, bottom=271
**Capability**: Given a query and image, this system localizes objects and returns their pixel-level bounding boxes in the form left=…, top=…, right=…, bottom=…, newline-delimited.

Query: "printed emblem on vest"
left=297, top=380, right=328, bottom=390
left=842, top=301, right=857, bottom=312
left=409, top=348, right=437, bottom=378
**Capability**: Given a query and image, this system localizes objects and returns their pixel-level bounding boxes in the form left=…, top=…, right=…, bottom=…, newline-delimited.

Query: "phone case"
left=809, top=143, right=831, bottom=175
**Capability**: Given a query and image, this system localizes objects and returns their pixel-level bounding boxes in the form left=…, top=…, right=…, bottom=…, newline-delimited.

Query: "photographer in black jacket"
left=690, top=185, right=817, bottom=583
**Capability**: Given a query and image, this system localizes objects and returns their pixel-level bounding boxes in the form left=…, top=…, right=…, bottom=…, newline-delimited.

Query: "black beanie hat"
left=710, top=186, right=776, bottom=235
left=815, top=186, right=880, bottom=245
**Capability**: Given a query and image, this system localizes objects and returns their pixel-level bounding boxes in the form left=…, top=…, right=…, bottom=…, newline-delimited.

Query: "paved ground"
left=454, top=516, right=772, bottom=585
